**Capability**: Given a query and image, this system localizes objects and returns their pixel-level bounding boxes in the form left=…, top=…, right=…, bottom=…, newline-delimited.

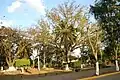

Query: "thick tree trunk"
left=21, top=67, right=25, bottom=73
left=65, top=64, right=69, bottom=70
left=38, top=56, right=40, bottom=71
left=1, top=66, right=3, bottom=70
left=7, top=66, right=16, bottom=71
left=96, top=61, right=99, bottom=76
left=81, top=57, right=83, bottom=69
left=33, top=59, right=35, bottom=68
left=115, top=48, right=119, bottom=71
left=65, top=53, right=70, bottom=71
left=43, top=52, right=46, bottom=68
left=65, top=51, right=69, bottom=71
left=115, top=60, right=119, bottom=71
left=100, top=49, right=103, bottom=61
left=6, top=58, right=16, bottom=71
left=81, top=64, right=83, bottom=69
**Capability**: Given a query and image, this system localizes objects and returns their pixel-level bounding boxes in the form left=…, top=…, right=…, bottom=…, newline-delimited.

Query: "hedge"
left=15, top=58, right=30, bottom=67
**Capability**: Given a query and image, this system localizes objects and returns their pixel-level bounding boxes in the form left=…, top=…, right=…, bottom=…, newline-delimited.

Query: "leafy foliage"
left=15, top=59, right=30, bottom=67
left=46, top=1, right=88, bottom=66
left=0, top=26, right=32, bottom=67
left=90, top=0, right=120, bottom=60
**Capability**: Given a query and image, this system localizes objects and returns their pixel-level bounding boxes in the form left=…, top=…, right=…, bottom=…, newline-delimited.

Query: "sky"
left=0, top=0, right=94, bottom=29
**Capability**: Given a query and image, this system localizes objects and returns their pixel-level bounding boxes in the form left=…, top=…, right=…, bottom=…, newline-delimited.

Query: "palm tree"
left=46, top=1, right=88, bottom=70
left=55, top=20, right=77, bottom=70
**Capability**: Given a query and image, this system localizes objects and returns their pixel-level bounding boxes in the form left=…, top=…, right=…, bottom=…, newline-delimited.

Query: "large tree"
left=28, top=19, right=53, bottom=69
left=86, top=23, right=102, bottom=75
left=90, top=0, right=120, bottom=71
left=46, top=1, right=88, bottom=70
left=0, top=26, right=31, bottom=70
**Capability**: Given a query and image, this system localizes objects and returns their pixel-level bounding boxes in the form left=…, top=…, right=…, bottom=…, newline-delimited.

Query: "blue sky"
left=0, top=0, right=94, bottom=29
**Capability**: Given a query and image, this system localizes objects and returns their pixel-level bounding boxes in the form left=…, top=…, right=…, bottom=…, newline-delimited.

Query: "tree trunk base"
left=65, top=64, right=70, bottom=71
left=6, top=66, right=16, bottom=71
left=96, top=61, right=99, bottom=76
left=21, top=67, right=25, bottom=73
left=81, top=64, right=83, bottom=69
left=1, top=66, right=3, bottom=71
left=115, top=60, right=119, bottom=71
left=43, top=65, right=46, bottom=69
left=38, top=56, right=40, bottom=71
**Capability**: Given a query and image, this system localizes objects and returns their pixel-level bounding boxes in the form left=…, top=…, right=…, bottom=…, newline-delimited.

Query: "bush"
left=15, top=58, right=30, bottom=67
left=73, top=60, right=81, bottom=68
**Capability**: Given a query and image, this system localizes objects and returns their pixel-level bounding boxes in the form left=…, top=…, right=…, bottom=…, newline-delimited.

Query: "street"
left=0, top=67, right=119, bottom=80
left=96, top=73, right=120, bottom=80
left=23, top=67, right=117, bottom=80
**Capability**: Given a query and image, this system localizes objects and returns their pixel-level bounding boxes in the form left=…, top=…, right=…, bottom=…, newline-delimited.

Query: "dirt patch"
left=0, top=68, right=72, bottom=76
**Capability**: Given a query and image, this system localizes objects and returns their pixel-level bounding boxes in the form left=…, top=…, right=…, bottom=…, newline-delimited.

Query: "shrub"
left=15, top=58, right=30, bottom=67
left=73, top=60, right=81, bottom=68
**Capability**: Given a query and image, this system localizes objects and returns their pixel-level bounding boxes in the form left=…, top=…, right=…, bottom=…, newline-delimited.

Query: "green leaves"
left=45, top=1, right=89, bottom=66
left=15, top=59, right=30, bottom=67
left=0, top=27, right=32, bottom=67
left=91, top=0, right=120, bottom=60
